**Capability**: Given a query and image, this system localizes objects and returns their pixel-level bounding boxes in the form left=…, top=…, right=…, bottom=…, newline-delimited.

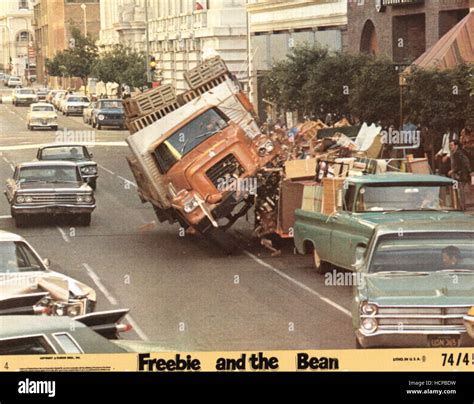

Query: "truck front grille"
left=206, top=154, right=245, bottom=189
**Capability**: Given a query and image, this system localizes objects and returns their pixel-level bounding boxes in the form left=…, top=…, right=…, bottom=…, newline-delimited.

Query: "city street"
left=0, top=87, right=355, bottom=351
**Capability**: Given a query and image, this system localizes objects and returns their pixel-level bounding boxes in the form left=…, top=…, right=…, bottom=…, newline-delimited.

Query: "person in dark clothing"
left=448, top=140, right=472, bottom=209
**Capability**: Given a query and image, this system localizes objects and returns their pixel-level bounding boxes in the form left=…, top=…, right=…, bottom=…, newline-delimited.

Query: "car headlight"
left=77, top=195, right=84, bottom=203
left=66, top=304, right=82, bottom=317
left=360, top=301, right=378, bottom=316
left=84, top=195, right=93, bottom=203
left=257, top=139, right=275, bottom=156
left=81, top=166, right=97, bottom=175
left=16, top=195, right=25, bottom=203
left=24, top=196, right=33, bottom=203
left=183, top=197, right=199, bottom=213
left=98, top=114, right=105, bottom=121
left=264, top=140, right=275, bottom=153
left=55, top=306, right=65, bottom=316
left=361, top=318, right=378, bottom=334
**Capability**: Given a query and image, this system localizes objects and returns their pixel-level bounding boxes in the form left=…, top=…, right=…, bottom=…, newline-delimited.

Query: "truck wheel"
left=313, top=248, right=330, bottom=274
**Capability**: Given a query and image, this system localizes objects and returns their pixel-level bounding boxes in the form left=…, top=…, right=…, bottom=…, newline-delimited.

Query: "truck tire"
left=313, top=248, right=330, bottom=274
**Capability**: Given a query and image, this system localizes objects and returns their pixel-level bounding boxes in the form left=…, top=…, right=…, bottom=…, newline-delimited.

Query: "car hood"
left=0, top=270, right=96, bottom=302
left=364, top=271, right=474, bottom=305
left=17, top=181, right=89, bottom=191
left=354, top=211, right=466, bottom=226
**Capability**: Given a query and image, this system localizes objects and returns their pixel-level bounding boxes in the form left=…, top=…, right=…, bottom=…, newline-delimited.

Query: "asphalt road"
left=0, top=87, right=355, bottom=351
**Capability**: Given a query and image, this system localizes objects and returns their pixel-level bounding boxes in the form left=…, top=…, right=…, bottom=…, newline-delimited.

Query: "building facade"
left=33, top=0, right=100, bottom=85
left=0, top=0, right=36, bottom=78
left=246, top=0, right=347, bottom=118
left=347, top=0, right=471, bottom=64
left=99, top=0, right=248, bottom=91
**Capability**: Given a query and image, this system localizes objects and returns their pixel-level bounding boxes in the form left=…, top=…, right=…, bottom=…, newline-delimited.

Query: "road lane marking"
left=124, top=314, right=149, bottom=342
left=56, top=226, right=71, bottom=243
left=98, top=164, right=115, bottom=175
left=117, top=175, right=137, bottom=187
left=2, top=157, right=10, bottom=164
left=9, top=163, right=14, bottom=172
left=243, top=250, right=352, bottom=318
left=82, top=263, right=118, bottom=306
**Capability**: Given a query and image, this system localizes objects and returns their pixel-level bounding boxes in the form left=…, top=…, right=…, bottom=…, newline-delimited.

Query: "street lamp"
left=80, top=4, right=87, bottom=37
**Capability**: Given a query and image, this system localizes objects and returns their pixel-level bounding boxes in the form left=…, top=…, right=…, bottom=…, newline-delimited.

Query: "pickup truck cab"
left=353, top=219, right=474, bottom=348
left=294, top=173, right=463, bottom=273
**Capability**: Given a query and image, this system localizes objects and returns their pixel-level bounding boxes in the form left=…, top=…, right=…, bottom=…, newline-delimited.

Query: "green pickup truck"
left=294, top=173, right=464, bottom=273
left=353, top=219, right=474, bottom=348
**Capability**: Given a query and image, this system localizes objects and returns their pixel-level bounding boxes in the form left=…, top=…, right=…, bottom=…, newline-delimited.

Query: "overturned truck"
left=124, top=57, right=279, bottom=234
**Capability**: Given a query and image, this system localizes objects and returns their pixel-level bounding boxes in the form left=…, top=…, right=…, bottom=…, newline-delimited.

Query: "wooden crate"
left=321, top=178, right=345, bottom=215
left=126, top=85, right=177, bottom=117
left=302, top=183, right=322, bottom=213
left=127, top=101, right=180, bottom=133
left=184, top=56, right=229, bottom=89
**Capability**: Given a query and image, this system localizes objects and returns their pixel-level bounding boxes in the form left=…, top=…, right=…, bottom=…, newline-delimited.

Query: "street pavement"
left=0, top=87, right=355, bottom=351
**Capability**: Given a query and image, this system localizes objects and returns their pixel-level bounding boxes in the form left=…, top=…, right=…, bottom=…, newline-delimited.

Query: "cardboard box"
left=285, top=158, right=317, bottom=179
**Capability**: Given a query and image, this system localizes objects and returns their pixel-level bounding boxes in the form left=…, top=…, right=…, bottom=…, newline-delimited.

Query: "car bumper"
left=12, top=204, right=96, bottom=215
left=29, top=122, right=57, bottom=128
left=356, top=328, right=474, bottom=348
left=16, top=99, right=37, bottom=104
left=66, top=108, right=85, bottom=115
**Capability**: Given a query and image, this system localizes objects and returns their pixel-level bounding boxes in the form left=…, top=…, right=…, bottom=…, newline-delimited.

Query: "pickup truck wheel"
left=313, top=249, right=330, bottom=274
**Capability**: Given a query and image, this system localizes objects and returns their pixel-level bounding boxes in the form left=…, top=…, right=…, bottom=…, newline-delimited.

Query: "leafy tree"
left=349, top=57, right=400, bottom=127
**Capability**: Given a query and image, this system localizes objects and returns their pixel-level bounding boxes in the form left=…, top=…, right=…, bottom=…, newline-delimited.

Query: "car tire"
left=15, top=215, right=27, bottom=228
left=313, top=248, right=330, bottom=274
left=78, top=213, right=91, bottom=226
left=92, top=120, right=96, bottom=128
left=65, top=112, right=69, bottom=116
left=51, top=126, right=58, bottom=131
left=97, top=123, right=101, bottom=130
left=88, top=179, right=97, bottom=190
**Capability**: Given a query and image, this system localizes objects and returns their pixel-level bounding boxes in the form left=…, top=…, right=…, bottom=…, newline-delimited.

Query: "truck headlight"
left=98, top=114, right=105, bottom=121
left=16, top=195, right=25, bottom=203
left=257, top=139, right=275, bottom=156
left=81, top=166, right=97, bottom=175
left=361, top=318, right=378, bottom=334
left=55, top=306, right=65, bottom=316
left=183, top=197, right=199, bottom=213
left=361, top=301, right=378, bottom=315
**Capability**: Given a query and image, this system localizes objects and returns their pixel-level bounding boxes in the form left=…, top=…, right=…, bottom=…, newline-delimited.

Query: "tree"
left=92, top=44, right=147, bottom=95
left=349, top=57, right=400, bottom=127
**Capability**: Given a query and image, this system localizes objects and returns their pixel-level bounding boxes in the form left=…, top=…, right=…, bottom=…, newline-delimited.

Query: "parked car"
left=62, top=94, right=90, bottom=116
left=4, top=161, right=96, bottom=227
left=82, top=101, right=95, bottom=124
left=0, top=231, right=96, bottom=317
left=294, top=173, right=464, bottom=273
left=26, top=103, right=58, bottom=131
left=0, top=309, right=180, bottom=355
left=7, top=76, right=22, bottom=88
left=353, top=218, right=474, bottom=348
left=36, top=144, right=98, bottom=189
left=46, top=89, right=61, bottom=104
left=12, top=88, right=38, bottom=106
left=90, top=99, right=125, bottom=129
left=52, top=90, right=67, bottom=109
left=36, top=88, right=49, bottom=101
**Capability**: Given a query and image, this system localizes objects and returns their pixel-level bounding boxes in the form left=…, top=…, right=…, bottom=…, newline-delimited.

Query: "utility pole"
left=80, top=4, right=87, bottom=37
left=145, top=0, right=151, bottom=85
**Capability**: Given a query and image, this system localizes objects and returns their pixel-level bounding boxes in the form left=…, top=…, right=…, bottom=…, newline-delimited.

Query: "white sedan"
left=26, top=103, right=58, bottom=131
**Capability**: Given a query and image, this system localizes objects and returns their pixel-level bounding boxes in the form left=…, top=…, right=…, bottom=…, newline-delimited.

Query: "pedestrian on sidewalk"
left=448, top=139, right=472, bottom=209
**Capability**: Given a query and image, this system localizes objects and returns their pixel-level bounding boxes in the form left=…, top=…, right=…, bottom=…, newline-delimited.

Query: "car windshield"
left=153, top=108, right=229, bottom=173
left=68, top=97, right=89, bottom=103
left=369, top=233, right=474, bottom=273
left=32, top=105, right=54, bottom=112
left=0, top=241, right=44, bottom=273
left=18, top=89, right=34, bottom=94
left=98, top=100, right=123, bottom=109
left=18, top=166, right=81, bottom=183
left=355, top=184, right=459, bottom=212
left=40, top=147, right=86, bottom=161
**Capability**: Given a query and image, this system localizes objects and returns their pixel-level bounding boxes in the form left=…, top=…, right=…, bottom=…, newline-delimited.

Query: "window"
left=18, top=0, right=29, bottom=10
left=0, top=241, right=45, bottom=274
left=53, top=333, right=83, bottom=354
left=0, top=336, right=55, bottom=355
left=16, top=31, right=31, bottom=43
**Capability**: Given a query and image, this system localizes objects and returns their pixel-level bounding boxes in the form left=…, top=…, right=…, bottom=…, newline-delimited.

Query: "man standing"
left=448, top=140, right=471, bottom=209
left=436, top=129, right=457, bottom=176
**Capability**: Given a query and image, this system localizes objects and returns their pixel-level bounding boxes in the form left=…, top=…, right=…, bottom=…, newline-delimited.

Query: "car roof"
left=31, top=102, right=54, bottom=107
left=18, top=161, right=79, bottom=168
left=375, top=217, right=474, bottom=236
left=0, top=230, right=25, bottom=242
left=39, top=144, right=87, bottom=150
left=0, top=316, right=89, bottom=339
left=347, top=173, right=455, bottom=185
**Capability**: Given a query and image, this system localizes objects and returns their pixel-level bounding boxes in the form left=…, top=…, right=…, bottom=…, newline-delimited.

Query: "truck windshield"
left=354, top=184, right=459, bottom=212
left=0, top=241, right=44, bottom=273
left=369, top=233, right=474, bottom=273
left=153, top=108, right=228, bottom=173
